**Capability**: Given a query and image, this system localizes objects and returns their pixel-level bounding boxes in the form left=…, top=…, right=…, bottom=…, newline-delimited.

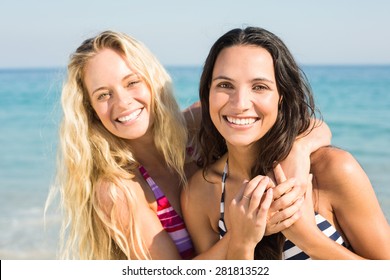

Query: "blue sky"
left=1, top=0, right=389, bottom=68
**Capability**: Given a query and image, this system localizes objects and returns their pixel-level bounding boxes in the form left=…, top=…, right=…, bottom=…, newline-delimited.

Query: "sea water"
left=0, top=65, right=389, bottom=259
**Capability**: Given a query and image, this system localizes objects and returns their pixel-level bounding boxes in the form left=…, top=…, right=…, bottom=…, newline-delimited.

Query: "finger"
left=241, top=175, right=265, bottom=201
left=268, top=195, right=304, bottom=225
left=248, top=176, right=270, bottom=211
left=266, top=176, right=275, bottom=190
left=271, top=182, right=300, bottom=212
left=271, top=210, right=302, bottom=233
left=273, top=163, right=287, bottom=184
left=257, top=188, right=273, bottom=218
left=271, top=177, right=296, bottom=200
left=307, top=173, right=313, bottom=194
left=255, top=189, right=274, bottom=233
left=266, top=170, right=276, bottom=186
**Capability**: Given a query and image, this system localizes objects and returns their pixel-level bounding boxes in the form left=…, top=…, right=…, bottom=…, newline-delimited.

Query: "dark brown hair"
left=198, top=26, right=318, bottom=259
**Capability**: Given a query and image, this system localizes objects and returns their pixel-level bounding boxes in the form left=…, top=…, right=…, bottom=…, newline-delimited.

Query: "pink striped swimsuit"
left=139, top=166, right=194, bottom=259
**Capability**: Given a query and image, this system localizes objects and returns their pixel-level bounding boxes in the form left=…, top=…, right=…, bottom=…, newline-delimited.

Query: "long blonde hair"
left=48, top=31, right=188, bottom=259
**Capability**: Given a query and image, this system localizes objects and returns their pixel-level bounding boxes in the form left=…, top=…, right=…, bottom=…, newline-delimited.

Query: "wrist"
left=227, top=234, right=256, bottom=260
left=288, top=228, right=327, bottom=258
left=291, top=139, right=311, bottom=156
left=227, top=241, right=255, bottom=260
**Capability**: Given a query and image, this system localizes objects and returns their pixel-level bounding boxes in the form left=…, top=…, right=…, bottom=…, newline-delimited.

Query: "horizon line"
left=1, top=63, right=390, bottom=71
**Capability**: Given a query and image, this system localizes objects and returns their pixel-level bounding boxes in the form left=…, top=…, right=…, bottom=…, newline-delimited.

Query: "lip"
left=116, top=108, right=143, bottom=124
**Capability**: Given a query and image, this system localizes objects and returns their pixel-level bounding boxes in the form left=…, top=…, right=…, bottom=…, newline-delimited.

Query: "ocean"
left=0, top=65, right=389, bottom=259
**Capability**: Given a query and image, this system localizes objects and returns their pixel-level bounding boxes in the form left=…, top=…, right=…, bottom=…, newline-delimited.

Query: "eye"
left=253, top=84, right=269, bottom=92
left=217, top=82, right=233, bottom=89
left=97, top=92, right=111, bottom=101
left=126, top=79, right=141, bottom=88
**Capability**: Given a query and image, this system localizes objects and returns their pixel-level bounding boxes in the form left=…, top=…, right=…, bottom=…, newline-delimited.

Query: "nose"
left=115, top=88, right=133, bottom=107
left=231, top=87, right=251, bottom=113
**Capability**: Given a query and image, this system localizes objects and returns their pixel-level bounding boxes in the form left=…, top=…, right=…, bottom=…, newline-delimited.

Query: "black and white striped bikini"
left=218, top=160, right=347, bottom=260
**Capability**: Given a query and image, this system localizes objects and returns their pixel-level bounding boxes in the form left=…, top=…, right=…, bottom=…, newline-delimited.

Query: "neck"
left=128, top=134, right=167, bottom=172
left=226, top=144, right=258, bottom=180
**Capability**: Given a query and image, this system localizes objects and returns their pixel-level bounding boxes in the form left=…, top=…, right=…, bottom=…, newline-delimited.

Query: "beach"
left=0, top=65, right=389, bottom=259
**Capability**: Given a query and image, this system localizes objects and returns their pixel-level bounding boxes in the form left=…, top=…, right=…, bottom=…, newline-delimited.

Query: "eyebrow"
left=212, top=75, right=274, bottom=84
left=91, top=86, right=109, bottom=96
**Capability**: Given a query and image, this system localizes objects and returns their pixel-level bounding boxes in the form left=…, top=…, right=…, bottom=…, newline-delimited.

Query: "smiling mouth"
left=224, top=116, right=259, bottom=125
left=117, top=108, right=142, bottom=123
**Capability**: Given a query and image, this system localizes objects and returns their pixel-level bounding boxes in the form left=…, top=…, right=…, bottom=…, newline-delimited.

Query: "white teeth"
left=118, top=109, right=142, bottom=122
left=226, top=116, right=257, bottom=125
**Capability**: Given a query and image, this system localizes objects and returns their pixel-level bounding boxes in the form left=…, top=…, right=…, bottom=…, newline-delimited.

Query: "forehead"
left=83, top=48, right=134, bottom=91
left=213, top=45, right=275, bottom=79
left=85, top=48, right=130, bottom=76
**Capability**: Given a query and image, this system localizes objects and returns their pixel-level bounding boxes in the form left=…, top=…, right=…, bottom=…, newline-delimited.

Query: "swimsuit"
left=282, top=214, right=346, bottom=259
left=218, top=160, right=347, bottom=260
left=139, top=166, right=194, bottom=259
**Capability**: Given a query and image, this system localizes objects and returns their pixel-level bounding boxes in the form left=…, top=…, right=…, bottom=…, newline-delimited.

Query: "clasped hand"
left=228, top=164, right=310, bottom=248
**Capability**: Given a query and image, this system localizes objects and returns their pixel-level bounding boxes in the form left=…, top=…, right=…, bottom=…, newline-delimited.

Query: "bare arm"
left=266, top=120, right=331, bottom=234
left=279, top=119, right=331, bottom=194
left=182, top=101, right=201, bottom=144
left=283, top=147, right=390, bottom=259
left=96, top=180, right=182, bottom=260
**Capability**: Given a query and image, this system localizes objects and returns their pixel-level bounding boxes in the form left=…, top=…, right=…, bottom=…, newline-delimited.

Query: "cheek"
left=260, top=94, right=279, bottom=114
left=140, top=83, right=152, bottom=101
left=209, top=93, right=223, bottom=123
left=255, top=95, right=280, bottom=127
left=91, top=103, right=110, bottom=123
left=267, top=101, right=279, bottom=119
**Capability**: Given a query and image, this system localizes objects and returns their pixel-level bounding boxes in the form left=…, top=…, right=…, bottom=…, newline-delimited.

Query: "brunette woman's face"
left=84, top=48, right=154, bottom=140
left=209, top=45, right=280, bottom=148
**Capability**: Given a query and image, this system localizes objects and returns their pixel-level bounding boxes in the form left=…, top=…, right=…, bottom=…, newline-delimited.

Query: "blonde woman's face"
left=84, top=48, right=154, bottom=140
left=209, top=45, right=280, bottom=148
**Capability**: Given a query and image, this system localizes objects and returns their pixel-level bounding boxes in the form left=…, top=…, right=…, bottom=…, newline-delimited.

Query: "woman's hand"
left=281, top=173, right=318, bottom=243
left=227, top=176, right=273, bottom=259
left=265, top=164, right=304, bottom=235
left=278, top=120, right=331, bottom=213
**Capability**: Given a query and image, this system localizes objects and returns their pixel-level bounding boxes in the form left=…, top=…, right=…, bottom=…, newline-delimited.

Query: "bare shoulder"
left=183, top=166, right=220, bottom=200
left=310, top=146, right=370, bottom=196
left=94, top=178, right=147, bottom=215
left=311, top=146, right=364, bottom=176
left=94, top=179, right=116, bottom=214
left=182, top=161, right=224, bottom=212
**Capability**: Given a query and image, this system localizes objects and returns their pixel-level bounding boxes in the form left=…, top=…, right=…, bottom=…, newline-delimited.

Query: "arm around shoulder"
left=312, top=147, right=390, bottom=259
left=279, top=119, right=331, bottom=199
left=183, top=101, right=201, bottom=136
left=298, top=119, right=332, bottom=153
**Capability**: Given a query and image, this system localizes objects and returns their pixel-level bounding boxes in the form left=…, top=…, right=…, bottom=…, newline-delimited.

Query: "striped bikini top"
left=139, top=166, right=194, bottom=259
left=218, top=160, right=347, bottom=260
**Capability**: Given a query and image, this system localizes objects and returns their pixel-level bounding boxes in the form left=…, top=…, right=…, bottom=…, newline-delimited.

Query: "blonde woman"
left=47, top=30, right=331, bottom=260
